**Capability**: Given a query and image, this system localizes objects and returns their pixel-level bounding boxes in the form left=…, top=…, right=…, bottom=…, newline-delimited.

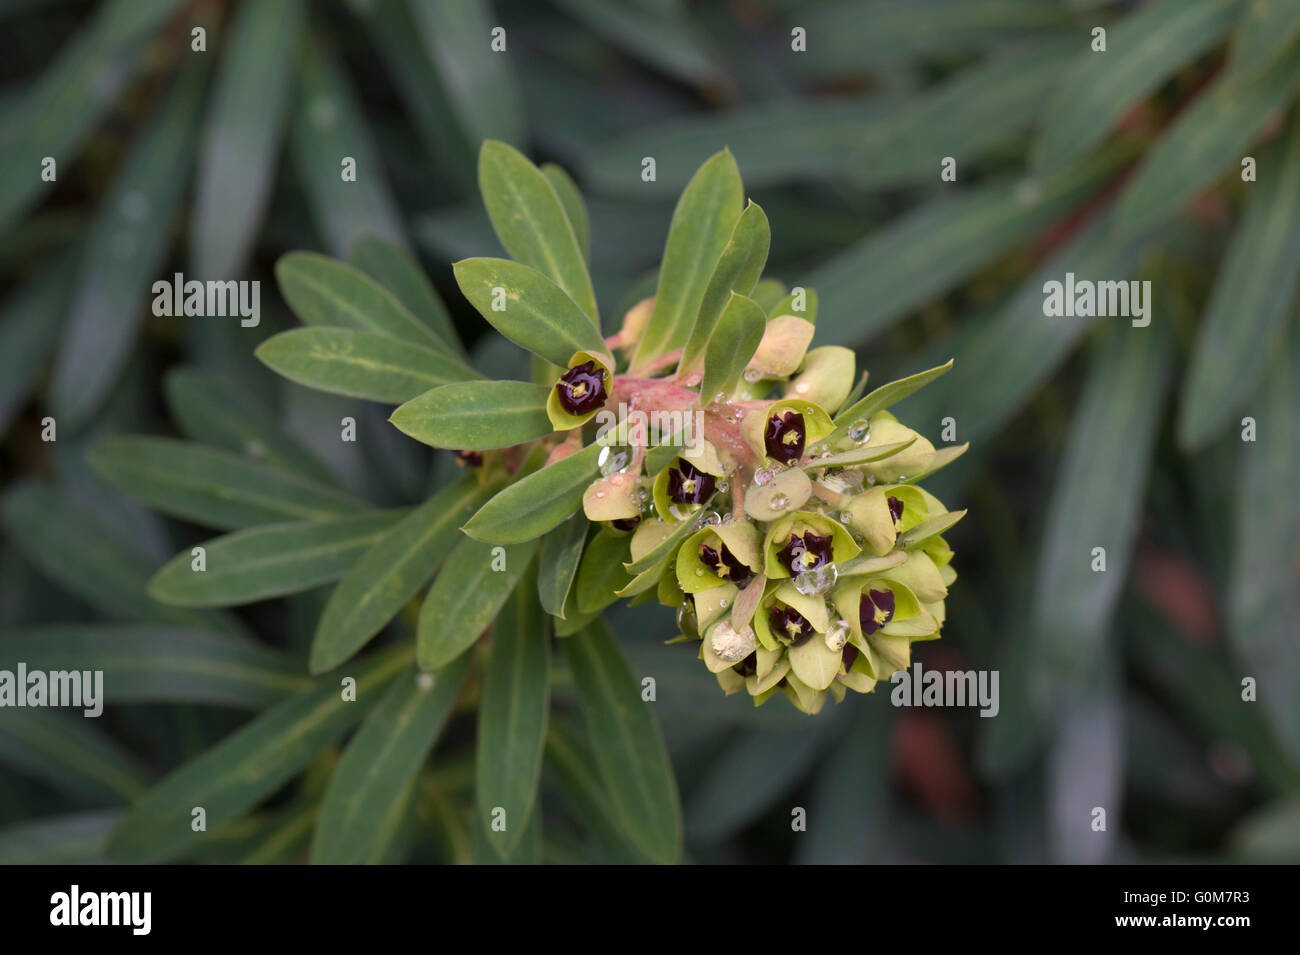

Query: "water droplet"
left=716, top=481, right=728, bottom=492
left=416, top=671, right=436, bottom=691
left=847, top=419, right=871, bottom=443
left=824, top=620, right=850, bottom=652
left=720, top=513, right=734, bottom=524
left=743, top=368, right=762, bottom=383
left=769, top=493, right=789, bottom=510
left=594, top=490, right=606, bottom=499
left=793, top=563, right=838, bottom=597
left=598, top=445, right=631, bottom=476
left=719, top=598, right=729, bottom=608
left=637, top=488, right=649, bottom=502
left=700, top=510, right=721, bottom=525
left=712, top=391, right=728, bottom=405
left=754, top=467, right=776, bottom=486
left=694, top=568, right=704, bottom=577
left=794, top=382, right=810, bottom=394
left=710, top=620, right=756, bottom=662
left=839, top=510, right=853, bottom=525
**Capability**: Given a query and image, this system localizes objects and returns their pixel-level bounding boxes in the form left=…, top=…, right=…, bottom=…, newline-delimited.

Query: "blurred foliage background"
left=1, top=0, right=1298, bottom=863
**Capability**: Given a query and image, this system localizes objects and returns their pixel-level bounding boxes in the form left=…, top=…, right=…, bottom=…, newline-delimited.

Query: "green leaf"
left=574, top=530, right=632, bottom=615
left=544, top=721, right=645, bottom=862
left=1030, top=320, right=1172, bottom=714
left=416, top=537, right=538, bottom=670
left=540, top=162, right=590, bottom=262
left=900, top=210, right=1152, bottom=445
left=312, top=657, right=470, bottom=864
left=476, top=564, right=550, bottom=859
left=0, top=709, right=151, bottom=807
left=1179, top=113, right=1300, bottom=449
left=564, top=620, right=681, bottom=864
left=795, top=703, right=892, bottom=862
left=1229, top=326, right=1300, bottom=759
left=288, top=38, right=406, bottom=254
left=0, top=811, right=121, bottom=865
left=310, top=477, right=494, bottom=673
left=829, top=360, right=953, bottom=440
left=585, top=99, right=887, bottom=198
left=275, top=251, right=444, bottom=349
left=350, top=234, right=463, bottom=357
left=190, top=0, right=303, bottom=277
left=0, top=625, right=309, bottom=708
left=537, top=515, right=588, bottom=618
left=462, top=442, right=602, bottom=544
left=409, top=0, right=524, bottom=148
left=1, top=482, right=243, bottom=636
left=48, top=58, right=206, bottom=429
left=163, top=365, right=336, bottom=485
left=89, top=436, right=365, bottom=530
left=148, top=511, right=406, bottom=607
left=453, top=257, right=610, bottom=367
left=390, top=380, right=553, bottom=450
left=0, top=255, right=76, bottom=436
left=256, top=327, right=478, bottom=404
left=811, top=147, right=1127, bottom=347
left=680, top=201, right=770, bottom=374
left=632, top=149, right=744, bottom=367
left=105, top=645, right=411, bottom=863
left=478, top=140, right=598, bottom=324
left=686, top=719, right=840, bottom=844
left=1230, top=0, right=1300, bottom=79
left=1033, top=0, right=1241, bottom=171
left=548, top=0, right=722, bottom=88
left=1111, top=40, right=1300, bottom=237
left=0, top=0, right=185, bottom=230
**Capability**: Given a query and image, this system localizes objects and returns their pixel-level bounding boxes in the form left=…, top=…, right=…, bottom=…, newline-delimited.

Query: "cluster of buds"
left=574, top=300, right=965, bottom=715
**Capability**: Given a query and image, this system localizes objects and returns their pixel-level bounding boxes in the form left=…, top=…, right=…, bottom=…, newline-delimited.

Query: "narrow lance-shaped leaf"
left=1230, top=0, right=1300, bottom=79
left=163, top=365, right=336, bottom=485
left=390, top=380, right=553, bottom=451
left=190, top=0, right=303, bottom=277
left=462, top=442, right=602, bottom=544
left=0, top=625, right=310, bottom=709
left=350, top=234, right=463, bottom=357
left=0, top=711, right=152, bottom=806
left=453, top=257, right=611, bottom=368
left=1031, top=318, right=1172, bottom=713
left=478, top=140, right=598, bottom=325
left=632, top=149, right=744, bottom=368
left=89, top=436, right=366, bottom=530
left=0, top=0, right=185, bottom=230
left=1178, top=112, right=1300, bottom=450
left=810, top=146, right=1129, bottom=347
left=312, top=657, right=471, bottom=864
left=256, top=326, right=479, bottom=404
left=830, top=360, right=953, bottom=440
left=1112, top=40, right=1300, bottom=237
left=1032, top=0, right=1241, bottom=171
left=564, top=621, right=682, bottom=864
left=699, top=292, right=771, bottom=401
left=288, top=38, right=406, bottom=253
left=680, top=200, right=770, bottom=374
left=105, top=645, right=412, bottom=863
left=48, top=58, right=206, bottom=429
left=537, top=515, right=588, bottom=618
left=1, top=482, right=244, bottom=636
left=409, top=0, right=525, bottom=147
left=477, top=562, right=550, bottom=859
left=540, top=162, right=590, bottom=262
left=416, top=538, right=539, bottom=671
left=1229, top=326, right=1300, bottom=759
left=0, top=255, right=77, bottom=436
left=148, top=510, right=406, bottom=608
left=0, top=811, right=121, bottom=866
left=275, top=251, right=444, bottom=350
left=310, top=476, right=495, bottom=674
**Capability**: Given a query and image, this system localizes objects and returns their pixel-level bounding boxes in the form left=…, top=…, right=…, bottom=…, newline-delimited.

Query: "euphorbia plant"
left=88, top=141, right=966, bottom=864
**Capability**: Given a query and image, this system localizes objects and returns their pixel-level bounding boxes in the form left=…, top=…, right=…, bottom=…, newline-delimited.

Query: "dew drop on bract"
left=700, top=510, right=721, bottom=525
left=743, top=368, right=762, bottom=383
left=793, top=563, right=838, bottom=597
left=824, top=620, right=850, bottom=652
left=598, top=445, right=631, bottom=476
left=754, top=467, right=776, bottom=486
left=839, top=510, right=853, bottom=525
left=769, top=493, right=789, bottom=510
left=847, top=419, right=871, bottom=443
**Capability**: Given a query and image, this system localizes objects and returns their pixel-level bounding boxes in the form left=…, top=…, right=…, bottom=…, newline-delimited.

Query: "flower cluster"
left=574, top=305, right=965, bottom=715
